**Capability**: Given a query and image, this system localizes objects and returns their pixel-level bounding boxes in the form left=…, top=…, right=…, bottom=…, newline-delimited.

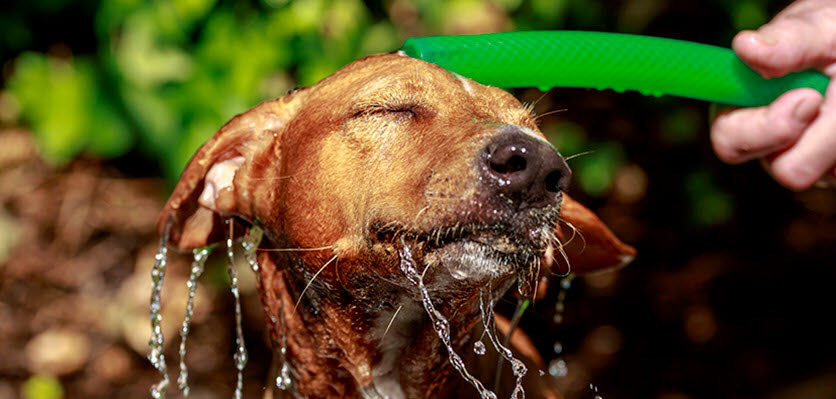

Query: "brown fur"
left=158, top=53, right=635, bottom=398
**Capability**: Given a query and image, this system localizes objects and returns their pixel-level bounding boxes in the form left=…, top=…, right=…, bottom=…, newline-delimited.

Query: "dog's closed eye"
left=351, top=102, right=423, bottom=120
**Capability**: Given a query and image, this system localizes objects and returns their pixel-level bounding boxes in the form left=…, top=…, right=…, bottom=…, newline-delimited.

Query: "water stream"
left=226, top=219, right=248, bottom=399
left=176, top=247, right=212, bottom=396
left=398, top=240, right=498, bottom=399
left=479, top=290, right=527, bottom=399
left=148, top=228, right=170, bottom=398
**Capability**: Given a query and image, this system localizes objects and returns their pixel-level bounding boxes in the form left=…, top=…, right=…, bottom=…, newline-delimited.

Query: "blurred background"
left=1, top=0, right=834, bottom=398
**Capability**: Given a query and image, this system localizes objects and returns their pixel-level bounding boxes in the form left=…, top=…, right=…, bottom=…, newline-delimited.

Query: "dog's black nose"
left=482, top=127, right=571, bottom=209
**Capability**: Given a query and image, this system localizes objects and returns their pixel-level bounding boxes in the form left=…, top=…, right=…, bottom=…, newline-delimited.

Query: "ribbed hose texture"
left=401, top=31, right=828, bottom=107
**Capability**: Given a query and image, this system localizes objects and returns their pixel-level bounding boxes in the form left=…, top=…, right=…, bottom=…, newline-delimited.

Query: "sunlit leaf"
left=22, top=375, right=64, bottom=399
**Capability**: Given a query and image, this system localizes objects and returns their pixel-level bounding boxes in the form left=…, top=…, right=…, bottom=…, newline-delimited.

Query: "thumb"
left=732, top=4, right=836, bottom=78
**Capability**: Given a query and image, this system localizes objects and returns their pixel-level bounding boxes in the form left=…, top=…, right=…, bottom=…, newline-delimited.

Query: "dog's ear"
left=157, top=90, right=309, bottom=251
left=552, top=194, right=636, bottom=274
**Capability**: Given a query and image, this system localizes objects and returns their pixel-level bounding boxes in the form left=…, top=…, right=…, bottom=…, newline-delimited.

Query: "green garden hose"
left=401, top=31, right=830, bottom=107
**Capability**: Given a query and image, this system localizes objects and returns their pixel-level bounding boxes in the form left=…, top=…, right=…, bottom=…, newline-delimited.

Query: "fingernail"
left=753, top=32, right=777, bottom=46
left=793, top=98, right=819, bottom=122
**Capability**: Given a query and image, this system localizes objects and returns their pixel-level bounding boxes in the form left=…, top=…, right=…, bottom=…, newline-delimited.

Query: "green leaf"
left=8, top=53, right=133, bottom=164
left=22, top=375, right=64, bottom=399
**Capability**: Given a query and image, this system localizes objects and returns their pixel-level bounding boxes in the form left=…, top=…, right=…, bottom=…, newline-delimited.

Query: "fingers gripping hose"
left=401, top=31, right=829, bottom=107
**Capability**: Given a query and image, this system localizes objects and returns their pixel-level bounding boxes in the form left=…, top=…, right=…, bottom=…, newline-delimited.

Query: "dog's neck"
left=256, top=251, right=492, bottom=399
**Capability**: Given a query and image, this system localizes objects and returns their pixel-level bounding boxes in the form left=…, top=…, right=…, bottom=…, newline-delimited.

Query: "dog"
left=158, top=52, right=635, bottom=399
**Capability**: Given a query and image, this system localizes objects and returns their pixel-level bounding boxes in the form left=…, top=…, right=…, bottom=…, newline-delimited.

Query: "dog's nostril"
left=490, top=154, right=527, bottom=174
left=544, top=170, right=562, bottom=193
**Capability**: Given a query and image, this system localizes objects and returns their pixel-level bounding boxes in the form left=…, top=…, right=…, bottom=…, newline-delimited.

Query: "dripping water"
left=480, top=290, right=527, bottom=399
left=148, top=226, right=170, bottom=398
left=274, top=286, right=291, bottom=391
left=473, top=340, right=486, bottom=356
left=176, top=246, right=212, bottom=396
left=226, top=219, right=248, bottom=399
left=398, top=239, right=497, bottom=399
left=589, top=383, right=603, bottom=399
left=548, top=275, right=574, bottom=379
left=243, top=225, right=293, bottom=391
left=242, top=226, right=263, bottom=275
left=515, top=266, right=534, bottom=298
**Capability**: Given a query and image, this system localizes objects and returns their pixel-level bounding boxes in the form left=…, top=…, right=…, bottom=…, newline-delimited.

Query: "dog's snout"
left=482, top=129, right=571, bottom=209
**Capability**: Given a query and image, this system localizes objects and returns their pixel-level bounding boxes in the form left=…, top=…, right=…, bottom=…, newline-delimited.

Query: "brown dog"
left=158, top=53, right=635, bottom=398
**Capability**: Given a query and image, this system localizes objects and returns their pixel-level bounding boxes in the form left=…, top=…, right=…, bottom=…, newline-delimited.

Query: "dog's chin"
left=378, top=205, right=560, bottom=288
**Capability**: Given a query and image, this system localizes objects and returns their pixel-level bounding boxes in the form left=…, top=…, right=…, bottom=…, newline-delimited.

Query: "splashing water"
left=473, top=340, right=487, bottom=356
left=242, top=226, right=263, bottom=275
left=398, top=240, right=497, bottom=399
left=226, top=219, right=248, bottom=399
left=176, top=247, right=212, bottom=396
left=276, top=357, right=292, bottom=390
left=480, top=291, right=527, bottom=399
left=148, top=228, right=170, bottom=398
left=515, top=265, right=534, bottom=298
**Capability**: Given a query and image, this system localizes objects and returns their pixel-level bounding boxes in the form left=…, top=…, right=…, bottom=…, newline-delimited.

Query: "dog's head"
left=159, top=53, right=632, bottom=297
left=157, top=52, right=635, bottom=396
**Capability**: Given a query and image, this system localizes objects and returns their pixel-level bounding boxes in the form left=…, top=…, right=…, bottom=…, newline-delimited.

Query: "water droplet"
left=548, top=358, right=568, bottom=377
left=554, top=302, right=565, bottom=313
left=242, top=226, right=263, bottom=274
left=560, top=276, right=572, bottom=290
left=276, top=362, right=292, bottom=390
left=473, top=340, right=486, bottom=355
left=553, top=314, right=563, bottom=324
left=553, top=342, right=563, bottom=354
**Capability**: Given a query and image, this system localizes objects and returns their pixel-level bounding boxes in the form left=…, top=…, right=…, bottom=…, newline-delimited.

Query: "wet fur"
left=158, top=53, right=635, bottom=398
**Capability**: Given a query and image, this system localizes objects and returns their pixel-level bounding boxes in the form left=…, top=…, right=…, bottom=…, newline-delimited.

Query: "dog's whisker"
left=558, top=219, right=587, bottom=252
left=258, top=245, right=335, bottom=252
left=564, top=150, right=595, bottom=162
left=551, top=237, right=572, bottom=277
left=533, top=108, right=568, bottom=122
left=381, top=305, right=404, bottom=341
left=411, top=204, right=432, bottom=226
left=294, top=254, right=338, bottom=312
left=248, top=175, right=294, bottom=181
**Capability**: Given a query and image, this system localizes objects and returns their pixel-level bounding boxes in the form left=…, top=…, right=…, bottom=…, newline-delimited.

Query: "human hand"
left=710, top=0, right=836, bottom=190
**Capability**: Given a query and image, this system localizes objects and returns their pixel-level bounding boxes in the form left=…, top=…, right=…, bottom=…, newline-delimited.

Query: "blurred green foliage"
left=21, top=375, right=64, bottom=399
left=1, top=0, right=780, bottom=224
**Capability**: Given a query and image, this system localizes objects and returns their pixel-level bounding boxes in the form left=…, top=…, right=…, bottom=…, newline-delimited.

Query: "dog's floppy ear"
left=157, top=90, right=309, bottom=251
left=552, top=194, right=636, bottom=274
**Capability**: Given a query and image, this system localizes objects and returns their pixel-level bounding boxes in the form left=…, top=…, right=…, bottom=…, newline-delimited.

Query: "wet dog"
left=158, top=53, right=635, bottom=398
